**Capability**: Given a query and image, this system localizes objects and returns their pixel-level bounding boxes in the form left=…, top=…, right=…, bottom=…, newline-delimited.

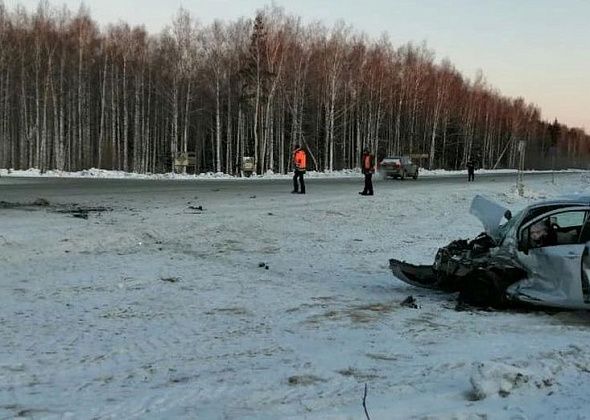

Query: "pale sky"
left=7, top=0, right=590, bottom=131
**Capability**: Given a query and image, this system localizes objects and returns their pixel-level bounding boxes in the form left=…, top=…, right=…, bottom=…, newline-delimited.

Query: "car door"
left=509, top=208, right=590, bottom=309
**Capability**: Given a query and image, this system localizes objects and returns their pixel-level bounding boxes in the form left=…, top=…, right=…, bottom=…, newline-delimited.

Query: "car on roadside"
left=390, top=194, right=590, bottom=309
left=378, top=156, right=419, bottom=180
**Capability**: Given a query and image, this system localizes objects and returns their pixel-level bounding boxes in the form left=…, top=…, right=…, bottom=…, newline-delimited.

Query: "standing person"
left=467, top=159, right=475, bottom=182
left=359, top=148, right=375, bottom=195
left=292, top=144, right=306, bottom=194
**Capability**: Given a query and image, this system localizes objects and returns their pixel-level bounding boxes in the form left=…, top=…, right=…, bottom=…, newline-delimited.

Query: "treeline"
left=0, top=2, right=588, bottom=174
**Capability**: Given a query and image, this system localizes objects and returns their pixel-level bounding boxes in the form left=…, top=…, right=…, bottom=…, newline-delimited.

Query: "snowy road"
left=2, top=172, right=590, bottom=419
left=0, top=171, right=565, bottom=202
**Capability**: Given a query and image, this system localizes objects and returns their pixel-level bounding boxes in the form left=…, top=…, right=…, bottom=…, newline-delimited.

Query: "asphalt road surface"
left=0, top=171, right=583, bottom=204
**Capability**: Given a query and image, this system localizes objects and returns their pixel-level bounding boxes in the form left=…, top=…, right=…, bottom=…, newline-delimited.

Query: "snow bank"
left=0, top=167, right=363, bottom=180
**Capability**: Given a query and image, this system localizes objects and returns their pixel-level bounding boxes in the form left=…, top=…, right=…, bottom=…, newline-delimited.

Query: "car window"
left=526, top=210, right=587, bottom=248
left=552, top=211, right=586, bottom=229
left=521, top=204, right=585, bottom=225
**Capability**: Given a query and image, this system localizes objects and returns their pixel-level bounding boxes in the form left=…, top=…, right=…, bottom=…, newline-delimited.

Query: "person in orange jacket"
left=359, top=148, right=375, bottom=195
left=292, top=144, right=306, bottom=194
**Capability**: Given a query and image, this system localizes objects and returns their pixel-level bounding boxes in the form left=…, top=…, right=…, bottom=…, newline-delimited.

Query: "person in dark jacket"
left=292, top=144, right=306, bottom=194
left=360, top=148, right=375, bottom=195
left=467, top=159, right=475, bottom=182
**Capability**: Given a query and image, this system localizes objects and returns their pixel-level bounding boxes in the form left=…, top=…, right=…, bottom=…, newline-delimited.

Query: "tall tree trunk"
left=328, top=77, right=337, bottom=171
left=225, top=78, right=232, bottom=174
left=98, top=55, right=108, bottom=169
left=395, top=93, right=403, bottom=155
left=133, top=71, right=141, bottom=172
left=67, top=89, right=74, bottom=170
left=56, top=51, right=66, bottom=170
left=171, top=77, right=179, bottom=172
left=77, top=37, right=84, bottom=170
left=20, top=57, right=29, bottom=169
left=428, top=90, right=442, bottom=169
left=122, top=56, right=128, bottom=171
left=279, top=98, right=285, bottom=174
left=182, top=79, right=191, bottom=159
left=110, top=62, right=117, bottom=170
left=34, top=46, right=41, bottom=169
left=2, top=69, right=11, bottom=168
left=253, top=50, right=261, bottom=174
left=40, top=73, right=49, bottom=172
left=215, top=76, right=221, bottom=172
left=143, top=71, right=151, bottom=173
left=236, top=105, right=243, bottom=174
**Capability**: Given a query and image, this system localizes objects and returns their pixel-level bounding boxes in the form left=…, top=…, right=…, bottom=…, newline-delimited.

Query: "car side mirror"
left=504, top=210, right=512, bottom=221
left=518, top=228, right=529, bottom=255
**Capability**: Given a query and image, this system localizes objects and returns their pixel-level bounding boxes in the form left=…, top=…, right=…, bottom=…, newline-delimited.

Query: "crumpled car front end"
left=390, top=231, right=526, bottom=307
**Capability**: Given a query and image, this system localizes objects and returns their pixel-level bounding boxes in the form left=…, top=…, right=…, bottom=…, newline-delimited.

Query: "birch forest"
left=0, top=2, right=588, bottom=174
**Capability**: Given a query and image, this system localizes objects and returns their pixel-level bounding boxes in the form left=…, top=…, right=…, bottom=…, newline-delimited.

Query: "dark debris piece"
left=454, top=300, right=496, bottom=312
left=400, top=295, right=418, bottom=309
left=0, top=201, right=19, bottom=209
left=32, top=198, right=50, bottom=206
left=0, top=198, right=50, bottom=209
left=57, top=206, right=112, bottom=219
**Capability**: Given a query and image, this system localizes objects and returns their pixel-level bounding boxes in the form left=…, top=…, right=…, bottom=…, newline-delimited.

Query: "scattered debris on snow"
left=0, top=197, right=50, bottom=209
left=1, top=198, right=111, bottom=219
left=56, top=206, right=111, bottom=219
left=287, top=374, right=326, bottom=386
left=400, top=295, right=419, bottom=309
left=160, top=276, right=181, bottom=283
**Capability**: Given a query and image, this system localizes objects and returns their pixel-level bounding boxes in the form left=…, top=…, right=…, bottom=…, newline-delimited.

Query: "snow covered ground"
left=1, top=172, right=590, bottom=419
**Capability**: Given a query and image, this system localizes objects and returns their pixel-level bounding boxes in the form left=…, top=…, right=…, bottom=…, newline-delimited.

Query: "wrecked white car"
left=390, top=195, right=590, bottom=309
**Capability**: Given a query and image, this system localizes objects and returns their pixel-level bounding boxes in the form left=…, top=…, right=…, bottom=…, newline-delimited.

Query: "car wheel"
left=458, top=270, right=508, bottom=309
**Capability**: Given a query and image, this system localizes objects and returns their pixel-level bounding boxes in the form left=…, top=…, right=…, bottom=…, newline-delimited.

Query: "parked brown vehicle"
left=378, top=156, right=419, bottom=180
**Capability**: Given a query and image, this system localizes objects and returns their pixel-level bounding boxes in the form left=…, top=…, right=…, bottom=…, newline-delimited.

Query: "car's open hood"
left=469, top=195, right=510, bottom=238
